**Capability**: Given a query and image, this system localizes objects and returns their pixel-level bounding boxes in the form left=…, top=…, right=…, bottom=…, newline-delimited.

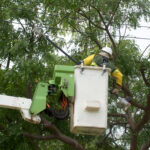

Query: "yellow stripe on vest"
left=91, top=62, right=97, bottom=66
left=83, top=54, right=95, bottom=66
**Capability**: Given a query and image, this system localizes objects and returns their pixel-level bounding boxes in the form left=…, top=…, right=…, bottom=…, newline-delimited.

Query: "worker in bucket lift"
left=82, top=46, right=131, bottom=111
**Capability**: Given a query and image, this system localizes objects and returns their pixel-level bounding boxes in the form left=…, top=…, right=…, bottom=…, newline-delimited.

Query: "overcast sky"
left=13, top=18, right=150, bottom=58
left=124, top=19, right=150, bottom=56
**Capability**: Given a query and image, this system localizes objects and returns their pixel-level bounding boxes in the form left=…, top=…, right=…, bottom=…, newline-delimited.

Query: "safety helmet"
left=101, top=46, right=112, bottom=56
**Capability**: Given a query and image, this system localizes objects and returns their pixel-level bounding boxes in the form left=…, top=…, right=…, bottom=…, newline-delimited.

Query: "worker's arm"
left=83, top=54, right=95, bottom=66
left=111, top=68, right=123, bottom=94
left=111, top=68, right=123, bottom=87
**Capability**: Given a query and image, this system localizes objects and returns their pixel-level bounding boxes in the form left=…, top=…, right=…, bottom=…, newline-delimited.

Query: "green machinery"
left=30, top=65, right=74, bottom=118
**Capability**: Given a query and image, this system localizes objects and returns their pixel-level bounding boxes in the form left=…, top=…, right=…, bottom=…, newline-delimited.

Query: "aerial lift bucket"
left=71, top=66, right=110, bottom=135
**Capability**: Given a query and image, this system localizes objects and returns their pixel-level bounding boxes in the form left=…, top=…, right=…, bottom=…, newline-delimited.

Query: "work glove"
left=112, top=88, right=119, bottom=94
left=112, top=85, right=121, bottom=95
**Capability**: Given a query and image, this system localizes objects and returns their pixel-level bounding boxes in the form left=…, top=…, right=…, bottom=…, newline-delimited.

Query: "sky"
left=13, top=18, right=150, bottom=58
left=122, top=19, right=150, bottom=57
left=57, top=19, right=150, bottom=58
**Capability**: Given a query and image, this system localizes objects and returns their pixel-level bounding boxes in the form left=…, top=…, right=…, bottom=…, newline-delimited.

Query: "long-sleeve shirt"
left=83, top=54, right=123, bottom=86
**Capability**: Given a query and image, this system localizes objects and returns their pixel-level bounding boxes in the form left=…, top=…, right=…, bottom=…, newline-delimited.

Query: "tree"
left=0, top=0, right=150, bottom=150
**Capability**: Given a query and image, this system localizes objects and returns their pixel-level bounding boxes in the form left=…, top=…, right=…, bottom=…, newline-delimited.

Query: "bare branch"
left=135, top=91, right=150, bottom=132
left=18, top=19, right=27, bottom=34
left=139, top=44, right=150, bottom=61
left=118, top=24, right=128, bottom=46
left=140, top=65, right=150, bottom=87
left=109, top=121, right=128, bottom=126
left=108, top=113, right=126, bottom=118
left=96, top=129, right=112, bottom=147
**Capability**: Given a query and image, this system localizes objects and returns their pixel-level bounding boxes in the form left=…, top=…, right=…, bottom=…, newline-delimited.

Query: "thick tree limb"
left=23, top=117, right=85, bottom=150
left=130, top=132, right=138, bottom=150
left=125, top=111, right=136, bottom=131
left=130, top=100, right=146, bottom=111
left=122, top=83, right=132, bottom=97
left=41, top=117, right=85, bottom=150
left=135, top=91, right=150, bottom=132
left=109, top=121, right=128, bottom=126
left=122, top=83, right=145, bottom=110
left=140, top=138, right=150, bottom=150
left=108, top=113, right=126, bottom=118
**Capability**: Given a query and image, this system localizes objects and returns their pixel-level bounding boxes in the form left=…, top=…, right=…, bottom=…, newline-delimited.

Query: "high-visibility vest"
left=83, top=54, right=123, bottom=86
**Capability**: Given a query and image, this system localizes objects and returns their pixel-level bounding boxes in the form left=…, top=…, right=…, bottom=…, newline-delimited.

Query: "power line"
left=122, top=24, right=150, bottom=29
left=115, top=35, right=150, bottom=41
left=1, top=20, right=150, bottom=41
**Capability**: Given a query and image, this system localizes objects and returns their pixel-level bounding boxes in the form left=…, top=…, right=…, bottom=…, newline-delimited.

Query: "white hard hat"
left=101, top=46, right=112, bottom=56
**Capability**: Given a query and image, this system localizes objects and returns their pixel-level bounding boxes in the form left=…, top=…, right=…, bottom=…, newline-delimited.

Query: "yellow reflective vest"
left=83, top=54, right=123, bottom=86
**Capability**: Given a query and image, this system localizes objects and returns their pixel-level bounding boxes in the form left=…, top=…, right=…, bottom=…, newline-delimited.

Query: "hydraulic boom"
left=0, top=95, right=41, bottom=124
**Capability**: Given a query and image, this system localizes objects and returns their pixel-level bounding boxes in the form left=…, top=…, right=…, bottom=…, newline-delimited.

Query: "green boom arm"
left=30, top=65, right=74, bottom=115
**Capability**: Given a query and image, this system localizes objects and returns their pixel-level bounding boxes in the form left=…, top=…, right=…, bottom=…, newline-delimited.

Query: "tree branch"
left=68, top=22, right=102, bottom=50
left=107, top=0, right=121, bottom=27
left=6, top=52, right=11, bottom=69
left=108, top=113, right=126, bottom=118
left=125, top=111, right=136, bottom=131
left=135, top=91, right=150, bottom=132
left=122, top=83, right=145, bottom=110
left=90, top=5, right=117, bottom=62
left=139, top=44, right=150, bottom=61
left=130, top=132, right=138, bottom=150
left=140, top=65, right=150, bottom=87
left=24, top=116, right=86, bottom=150
left=76, top=8, right=105, bottom=30
left=18, top=19, right=27, bottom=34
left=140, top=137, right=150, bottom=150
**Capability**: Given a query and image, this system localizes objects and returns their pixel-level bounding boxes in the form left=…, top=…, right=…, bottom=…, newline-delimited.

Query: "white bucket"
left=70, top=66, right=110, bottom=135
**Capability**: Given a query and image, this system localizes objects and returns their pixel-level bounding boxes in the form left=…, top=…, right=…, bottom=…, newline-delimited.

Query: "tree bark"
left=140, top=138, right=150, bottom=150
left=23, top=117, right=86, bottom=150
left=27, top=83, right=32, bottom=99
left=6, top=53, right=11, bottom=69
left=130, top=132, right=138, bottom=150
